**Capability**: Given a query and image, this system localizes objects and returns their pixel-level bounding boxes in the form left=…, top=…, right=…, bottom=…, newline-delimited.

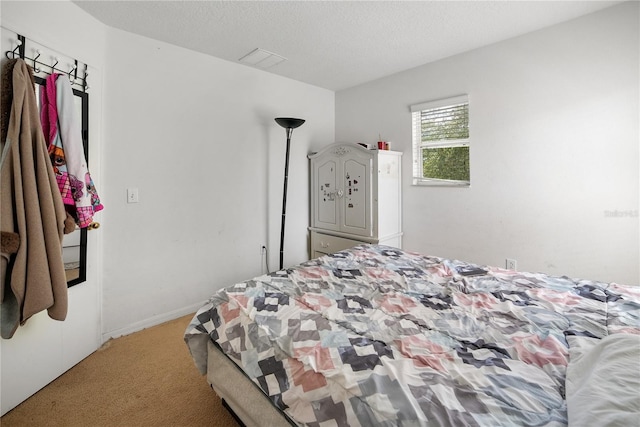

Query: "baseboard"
left=101, top=302, right=203, bottom=342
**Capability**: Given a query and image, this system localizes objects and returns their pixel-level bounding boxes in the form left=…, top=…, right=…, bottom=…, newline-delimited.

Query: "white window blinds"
left=411, top=95, right=470, bottom=186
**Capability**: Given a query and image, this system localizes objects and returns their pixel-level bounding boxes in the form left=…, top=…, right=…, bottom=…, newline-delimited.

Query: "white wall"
left=101, top=28, right=334, bottom=337
left=336, top=2, right=639, bottom=285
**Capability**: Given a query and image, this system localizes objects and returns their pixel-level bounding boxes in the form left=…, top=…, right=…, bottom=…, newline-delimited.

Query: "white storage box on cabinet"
left=308, top=143, right=402, bottom=258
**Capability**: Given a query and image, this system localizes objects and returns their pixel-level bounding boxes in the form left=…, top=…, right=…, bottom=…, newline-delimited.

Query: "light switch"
left=127, top=188, right=139, bottom=203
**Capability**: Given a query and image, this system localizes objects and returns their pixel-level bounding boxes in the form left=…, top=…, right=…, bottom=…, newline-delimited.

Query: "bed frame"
left=206, top=341, right=293, bottom=426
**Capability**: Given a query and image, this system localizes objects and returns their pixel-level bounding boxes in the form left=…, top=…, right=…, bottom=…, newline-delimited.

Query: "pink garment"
left=38, top=74, right=103, bottom=228
left=40, top=74, right=74, bottom=206
left=39, top=74, right=59, bottom=147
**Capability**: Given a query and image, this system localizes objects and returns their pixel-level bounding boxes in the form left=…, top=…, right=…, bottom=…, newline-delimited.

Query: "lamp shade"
left=275, top=117, right=305, bottom=129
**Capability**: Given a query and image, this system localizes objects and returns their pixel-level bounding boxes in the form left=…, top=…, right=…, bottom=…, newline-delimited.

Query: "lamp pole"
left=274, top=117, right=305, bottom=270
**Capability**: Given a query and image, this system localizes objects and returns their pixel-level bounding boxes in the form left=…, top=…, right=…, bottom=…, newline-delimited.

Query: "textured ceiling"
left=73, top=0, right=622, bottom=91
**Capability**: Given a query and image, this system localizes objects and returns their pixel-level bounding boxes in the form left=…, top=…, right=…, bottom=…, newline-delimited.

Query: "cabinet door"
left=341, top=156, right=372, bottom=237
left=313, top=159, right=340, bottom=231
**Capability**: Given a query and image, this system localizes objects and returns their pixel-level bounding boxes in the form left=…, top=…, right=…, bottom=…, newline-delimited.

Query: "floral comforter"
left=184, top=245, right=640, bottom=426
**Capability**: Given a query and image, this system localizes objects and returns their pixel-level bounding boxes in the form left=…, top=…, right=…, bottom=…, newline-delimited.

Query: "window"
left=411, top=95, right=470, bottom=186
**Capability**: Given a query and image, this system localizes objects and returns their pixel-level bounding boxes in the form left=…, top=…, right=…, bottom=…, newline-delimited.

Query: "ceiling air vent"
left=238, top=48, right=286, bottom=69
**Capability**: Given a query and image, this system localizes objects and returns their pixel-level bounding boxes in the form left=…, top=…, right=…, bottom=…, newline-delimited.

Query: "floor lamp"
left=275, top=117, right=305, bottom=270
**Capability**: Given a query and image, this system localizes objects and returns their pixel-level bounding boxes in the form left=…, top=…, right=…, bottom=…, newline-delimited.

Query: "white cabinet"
left=308, top=143, right=402, bottom=258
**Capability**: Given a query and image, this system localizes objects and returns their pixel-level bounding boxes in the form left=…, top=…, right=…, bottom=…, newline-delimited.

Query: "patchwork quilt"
left=184, top=245, right=640, bottom=426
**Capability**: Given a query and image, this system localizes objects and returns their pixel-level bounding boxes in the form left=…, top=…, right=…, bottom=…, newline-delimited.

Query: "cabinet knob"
left=336, top=189, right=344, bottom=198
left=320, top=241, right=330, bottom=248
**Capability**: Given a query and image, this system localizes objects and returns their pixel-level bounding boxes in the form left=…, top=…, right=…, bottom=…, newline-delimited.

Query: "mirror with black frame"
left=34, top=76, right=89, bottom=287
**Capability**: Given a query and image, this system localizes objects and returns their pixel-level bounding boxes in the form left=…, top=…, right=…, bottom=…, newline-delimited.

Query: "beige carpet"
left=1, top=314, right=240, bottom=427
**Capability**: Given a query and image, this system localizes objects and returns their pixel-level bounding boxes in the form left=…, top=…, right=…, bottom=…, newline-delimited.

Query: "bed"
left=184, top=244, right=640, bottom=426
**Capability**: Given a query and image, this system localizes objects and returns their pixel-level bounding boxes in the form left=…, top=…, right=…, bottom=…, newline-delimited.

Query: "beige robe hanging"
left=1, top=59, right=67, bottom=339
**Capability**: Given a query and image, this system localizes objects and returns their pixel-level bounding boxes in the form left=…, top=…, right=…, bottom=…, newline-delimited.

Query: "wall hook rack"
left=4, top=33, right=89, bottom=92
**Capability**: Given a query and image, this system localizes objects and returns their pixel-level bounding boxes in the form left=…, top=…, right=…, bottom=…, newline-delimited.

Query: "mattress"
left=185, top=244, right=640, bottom=426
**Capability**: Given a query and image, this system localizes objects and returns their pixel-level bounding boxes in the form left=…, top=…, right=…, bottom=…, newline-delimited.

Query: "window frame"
left=411, top=94, right=470, bottom=187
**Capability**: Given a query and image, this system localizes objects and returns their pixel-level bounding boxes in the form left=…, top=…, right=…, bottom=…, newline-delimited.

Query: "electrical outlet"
left=260, top=245, right=269, bottom=274
left=506, top=258, right=517, bottom=270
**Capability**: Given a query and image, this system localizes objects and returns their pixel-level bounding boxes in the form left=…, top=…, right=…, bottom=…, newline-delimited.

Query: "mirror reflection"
left=34, top=76, right=88, bottom=287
